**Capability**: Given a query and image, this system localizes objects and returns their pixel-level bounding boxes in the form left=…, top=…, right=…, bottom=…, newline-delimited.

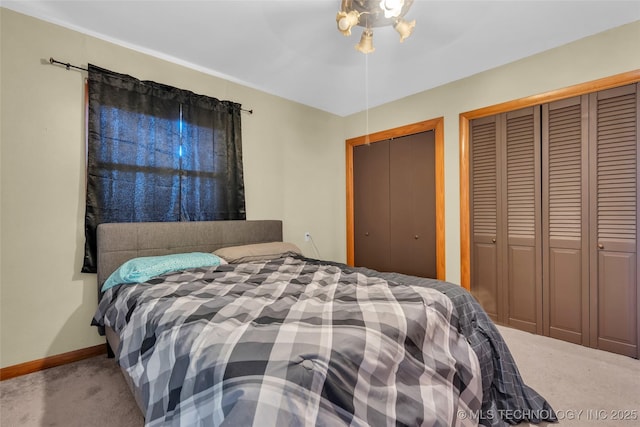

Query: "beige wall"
left=1, top=7, right=638, bottom=368
left=0, top=8, right=345, bottom=368
left=344, top=20, right=640, bottom=286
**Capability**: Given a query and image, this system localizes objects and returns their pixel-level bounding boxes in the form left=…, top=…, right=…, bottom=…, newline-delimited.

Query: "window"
left=83, top=65, right=245, bottom=273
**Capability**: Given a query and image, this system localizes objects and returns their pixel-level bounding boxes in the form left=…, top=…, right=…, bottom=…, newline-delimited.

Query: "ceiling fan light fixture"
left=336, top=0, right=414, bottom=53
left=394, top=18, right=415, bottom=42
left=355, top=29, right=375, bottom=54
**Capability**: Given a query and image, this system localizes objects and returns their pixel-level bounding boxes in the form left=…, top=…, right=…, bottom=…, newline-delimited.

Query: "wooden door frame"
left=459, top=69, right=640, bottom=290
left=346, top=117, right=446, bottom=281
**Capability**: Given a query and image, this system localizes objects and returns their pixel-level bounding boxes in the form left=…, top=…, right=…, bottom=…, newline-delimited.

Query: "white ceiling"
left=3, top=1, right=639, bottom=116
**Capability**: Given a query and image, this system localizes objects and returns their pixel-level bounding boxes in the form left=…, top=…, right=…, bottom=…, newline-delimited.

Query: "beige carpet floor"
left=1, top=326, right=638, bottom=426
left=1, top=353, right=142, bottom=427
left=495, top=325, right=640, bottom=427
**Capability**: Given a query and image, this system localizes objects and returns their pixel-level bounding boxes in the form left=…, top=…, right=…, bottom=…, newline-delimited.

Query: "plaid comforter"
left=93, top=257, right=483, bottom=426
left=312, top=259, right=556, bottom=426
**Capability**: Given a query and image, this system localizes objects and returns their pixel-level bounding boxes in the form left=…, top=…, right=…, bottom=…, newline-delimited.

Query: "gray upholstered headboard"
left=96, top=220, right=283, bottom=294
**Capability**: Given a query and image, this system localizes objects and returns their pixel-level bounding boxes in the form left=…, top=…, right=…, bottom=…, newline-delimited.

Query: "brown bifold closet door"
left=353, top=140, right=390, bottom=272
left=470, top=83, right=638, bottom=357
left=470, top=115, right=502, bottom=322
left=501, top=107, right=543, bottom=334
left=353, top=132, right=437, bottom=278
left=470, top=108, right=542, bottom=331
left=542, top=96, right=590, bottom=345
left=589, top=83, right=638, bottom=358
left=389, top=131, right=436, bottom=278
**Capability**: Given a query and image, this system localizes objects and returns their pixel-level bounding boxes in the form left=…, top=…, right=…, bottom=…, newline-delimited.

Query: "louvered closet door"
left=589, top=83, right=639, bottom=357
left=502, top=107, right=542, bottom=333
left=542, top=96, right=589, bottom=345
left=470, top=115, right=502, bottom=321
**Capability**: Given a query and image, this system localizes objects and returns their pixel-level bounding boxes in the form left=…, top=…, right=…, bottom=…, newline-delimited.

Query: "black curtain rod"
left=50, top=57, right=88, bottom=72
left=49, top=57, right=253, bottom=114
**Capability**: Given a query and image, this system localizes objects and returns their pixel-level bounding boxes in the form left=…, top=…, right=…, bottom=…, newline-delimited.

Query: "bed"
left=91, top=220, right=556, bottom=426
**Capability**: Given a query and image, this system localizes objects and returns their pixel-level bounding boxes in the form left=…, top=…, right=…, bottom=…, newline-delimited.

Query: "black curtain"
left=83, top=64, right=245, bottom=273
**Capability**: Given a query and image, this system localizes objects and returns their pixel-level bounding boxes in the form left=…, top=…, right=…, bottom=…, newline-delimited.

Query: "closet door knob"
left=414, top=235, right=419, bottom=240
left=598, top=243, right=604, bottom=249
left=365, top=232, right=369, bottom=237
left=492, top=238, right=496, bottom=243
